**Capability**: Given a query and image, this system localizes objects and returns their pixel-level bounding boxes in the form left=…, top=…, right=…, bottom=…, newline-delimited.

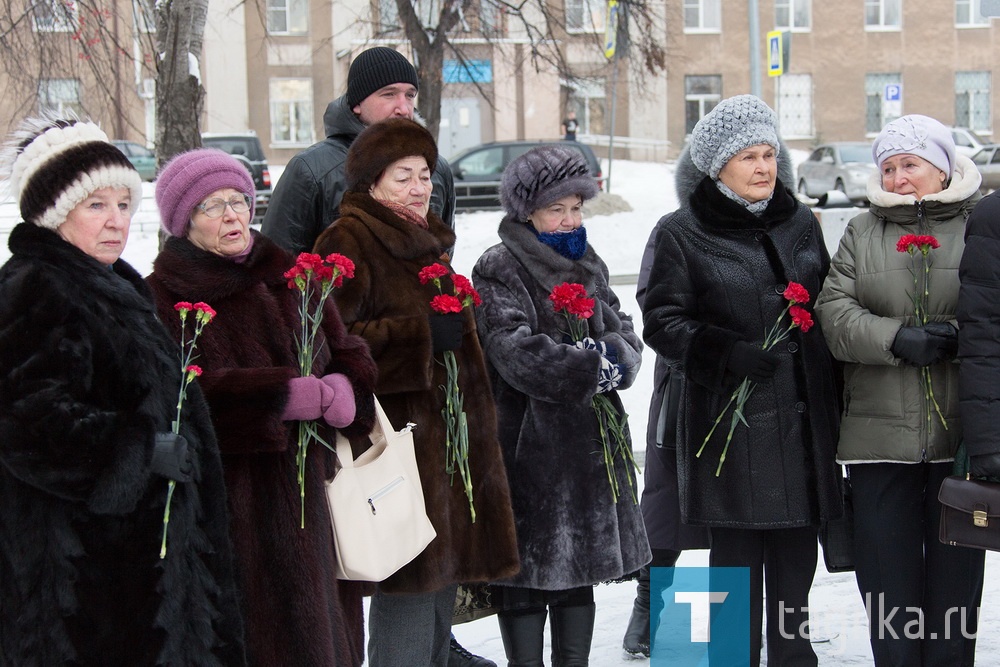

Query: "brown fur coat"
left=314, top=192, right=520, bottom=594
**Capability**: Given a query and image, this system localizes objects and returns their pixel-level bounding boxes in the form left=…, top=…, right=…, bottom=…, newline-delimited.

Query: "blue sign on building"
left=443, top=59, right=493, bottom=84
left=651, top=567, right=751, bottom=666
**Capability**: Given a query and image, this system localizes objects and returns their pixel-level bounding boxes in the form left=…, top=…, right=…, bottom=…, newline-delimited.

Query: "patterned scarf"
left=375, top=198, right=429, bottom=229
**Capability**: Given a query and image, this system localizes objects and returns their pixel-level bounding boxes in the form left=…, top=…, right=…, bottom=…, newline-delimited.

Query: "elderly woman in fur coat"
left=312, top=118, right=519, bottom=667
left=472, top=145, right=650, bottom=666
left=0, top=119, right=245, bottom=665
left=642, top=95, right=841, bottom=667
left=146, top=149, right=377, bottom=667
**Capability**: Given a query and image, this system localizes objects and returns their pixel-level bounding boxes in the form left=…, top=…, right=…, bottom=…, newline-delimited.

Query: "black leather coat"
left=642, top=179, right=842, bottom=528
left=261, top=96, right=456, bottom=254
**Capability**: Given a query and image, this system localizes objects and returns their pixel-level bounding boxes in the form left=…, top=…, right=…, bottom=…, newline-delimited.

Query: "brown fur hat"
left=346, top=118, right=438, bottom=193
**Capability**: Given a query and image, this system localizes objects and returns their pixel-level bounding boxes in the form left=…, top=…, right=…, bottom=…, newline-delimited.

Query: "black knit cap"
left=346, top=47, right=419, bottom=108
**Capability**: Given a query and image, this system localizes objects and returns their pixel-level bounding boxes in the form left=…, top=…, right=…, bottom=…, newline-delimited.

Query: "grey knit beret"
left=499, top=145, right=599, bottom=221
left=689, top=94, right=780, bottom=179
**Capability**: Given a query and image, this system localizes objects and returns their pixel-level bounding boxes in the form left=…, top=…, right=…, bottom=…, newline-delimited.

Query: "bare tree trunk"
left=155, top=0, right=208, bottom=165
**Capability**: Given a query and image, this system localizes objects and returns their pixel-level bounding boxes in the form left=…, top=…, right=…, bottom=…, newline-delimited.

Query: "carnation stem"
left=159, top=480, right=176, bottom=559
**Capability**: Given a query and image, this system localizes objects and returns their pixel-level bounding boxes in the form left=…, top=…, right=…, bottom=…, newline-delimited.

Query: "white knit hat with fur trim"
left=2, top=115, right=143, bottom=230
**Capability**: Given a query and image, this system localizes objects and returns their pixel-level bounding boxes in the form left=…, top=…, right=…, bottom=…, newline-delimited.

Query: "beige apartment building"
left=670, top=0, right=1000, bottom=156
left=2, top=1, right=999, bottom=165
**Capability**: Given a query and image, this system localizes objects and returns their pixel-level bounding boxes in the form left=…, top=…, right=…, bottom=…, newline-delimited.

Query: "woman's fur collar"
left=675, top=138, right=797, bottom=204
left=866, top=154, right=983, bottom=208
left=339, top=191, right=455, bottom=261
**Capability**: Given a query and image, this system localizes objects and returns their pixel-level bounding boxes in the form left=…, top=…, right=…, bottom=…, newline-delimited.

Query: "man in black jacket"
left=262, top=46, right=456, bottom=255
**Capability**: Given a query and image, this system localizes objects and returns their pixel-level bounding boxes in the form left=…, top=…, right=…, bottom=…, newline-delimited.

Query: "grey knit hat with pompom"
left=689, top=94, right=779, bottom=179
left=499, top=145, right=599, bottom=221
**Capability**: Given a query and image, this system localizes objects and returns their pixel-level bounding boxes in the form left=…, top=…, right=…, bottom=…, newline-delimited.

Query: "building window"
left=267, top=0, right=307, bottom=35
left=32, top=0, right=77, bottom=32
left=685, top=75, right=722, bottom=134
left=566, top=0, right=605, bottom=33
left=417, top=0, right=440, bottom=26
left=480, top=0, right=500, bottom=35
left=684, top=0, right=721, bottom=32
left=865, top=0, right=901, bottom=29
left=132, top=0, right=155, bottom=33
left=777, top=74, right=813, bottom=139
left=565, top=78, right=606, bottom=135
left=865, top=72, right=901, bottom=133
left=775, top=0, right=811, bottom=31
left=270, top=78, right=314, bottom=145
left=956, top=71, right=991, bottom=133
left=377, top=0, right=399, bottom=29
left=38, top=79, right=82, bottom=116
left=956, top=0, right=990, bottom=26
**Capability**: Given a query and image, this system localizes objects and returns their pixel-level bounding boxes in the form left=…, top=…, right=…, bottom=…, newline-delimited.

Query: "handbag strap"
left=334, top=397, right=397, bottom=470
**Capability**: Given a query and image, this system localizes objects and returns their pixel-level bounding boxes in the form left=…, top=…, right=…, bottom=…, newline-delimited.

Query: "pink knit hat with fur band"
left=155, top=148, right=255, bottom=237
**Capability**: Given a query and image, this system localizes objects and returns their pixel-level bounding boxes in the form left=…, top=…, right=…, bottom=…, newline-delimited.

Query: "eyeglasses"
left=196, top=193, right=252, bottom=218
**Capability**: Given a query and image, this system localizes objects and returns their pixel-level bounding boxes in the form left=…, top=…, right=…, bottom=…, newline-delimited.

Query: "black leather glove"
left=726, top=341, right=780, bottom=383
left=151, top=432, right=192, bottom=482
left=970, top=452, right=1000, bottom=481
left=923, top=321, right=959, bottom=359
left=891, top=326, right=953, bottom=367
left=429, top=313, right=464, bottom=353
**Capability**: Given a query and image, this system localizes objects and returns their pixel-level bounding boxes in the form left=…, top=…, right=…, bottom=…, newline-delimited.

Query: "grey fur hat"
left=499, top=145, right=599, bottom=221
left=689, top=94, right=779, bottom=179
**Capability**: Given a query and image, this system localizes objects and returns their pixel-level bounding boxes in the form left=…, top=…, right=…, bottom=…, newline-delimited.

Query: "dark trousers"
left=710, top=526, right=818, bottom=667
left=850, top=462, right=985, bottom=667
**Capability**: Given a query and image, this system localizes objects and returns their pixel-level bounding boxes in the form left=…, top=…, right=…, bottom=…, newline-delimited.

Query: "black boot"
left=622, top=565, right=650, bottom=658
left=497, top=609, right=548, bottom=667
left=549, top=603, right=596, bottom=667
left=449, top=634, right=498, bottom=667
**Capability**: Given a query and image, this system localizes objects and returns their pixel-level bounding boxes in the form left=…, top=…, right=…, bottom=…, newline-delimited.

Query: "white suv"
left=950, top=127, right=989, bottom=157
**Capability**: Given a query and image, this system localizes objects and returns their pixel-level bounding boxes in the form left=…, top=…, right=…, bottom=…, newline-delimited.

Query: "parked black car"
left=201, top=132, right=272, bottom=224
left=449, top=140, right=604, bottom=212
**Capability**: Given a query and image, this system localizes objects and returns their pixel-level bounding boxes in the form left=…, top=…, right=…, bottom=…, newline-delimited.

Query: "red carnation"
left=174, top=301, right=193, bottom=313
left=185, top=364, right=203, bottom=378
left=326, top=253, right=355, bottom=282
left=430, top=294, right=464, bottom=314
left=549, top=282, right=588, bottom=312
left=566, top=296, right=595, bottom=320
left=789, top=305, right=814, bottom=333
left=315, top=265, right=334, bottom=283
left=419, top=263, right=450, bottom=285
left=896, top=234, right=918, bottom=253
left=783, top=282, right=810, bottom=306
left=193, top=302, right=216, bottom=321
left=452, top=274, right=482, bottom=307
left=295, top=252, right=324, bottom=272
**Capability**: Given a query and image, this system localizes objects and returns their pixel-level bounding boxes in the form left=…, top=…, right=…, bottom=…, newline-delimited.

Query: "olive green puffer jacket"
left=815, top=156, right=981, bottom=463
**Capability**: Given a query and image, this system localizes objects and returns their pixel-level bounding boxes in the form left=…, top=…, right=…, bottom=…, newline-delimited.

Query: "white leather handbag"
left=326, top=399, right=436, bottom=581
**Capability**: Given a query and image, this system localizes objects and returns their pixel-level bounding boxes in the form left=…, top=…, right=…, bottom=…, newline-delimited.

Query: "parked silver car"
left=971, top=144, right=1000, bottom=193
left=796, top=142, right=876, bottom=205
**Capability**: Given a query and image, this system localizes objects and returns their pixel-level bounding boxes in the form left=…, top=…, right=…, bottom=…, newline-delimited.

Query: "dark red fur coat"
left=313, top=192, right=520, bottom=594
left=147, top=232, right=377, bottom=667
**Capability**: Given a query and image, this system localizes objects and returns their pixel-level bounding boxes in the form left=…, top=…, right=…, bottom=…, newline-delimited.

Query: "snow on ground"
left=2, top=155, right=997, bottom=665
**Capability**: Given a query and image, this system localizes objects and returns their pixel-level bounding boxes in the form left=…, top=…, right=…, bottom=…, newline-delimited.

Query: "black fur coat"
left=313, top=192, right=520, bottom=595
left=147, top=232, right=377, bottom=667
left=0, top=223, right=245, bottom=666
left=472, top=219, right=651, bottom=590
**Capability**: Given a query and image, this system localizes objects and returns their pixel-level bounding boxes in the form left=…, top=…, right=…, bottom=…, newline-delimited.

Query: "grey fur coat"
left=473, top=219, right=651, bottom=590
